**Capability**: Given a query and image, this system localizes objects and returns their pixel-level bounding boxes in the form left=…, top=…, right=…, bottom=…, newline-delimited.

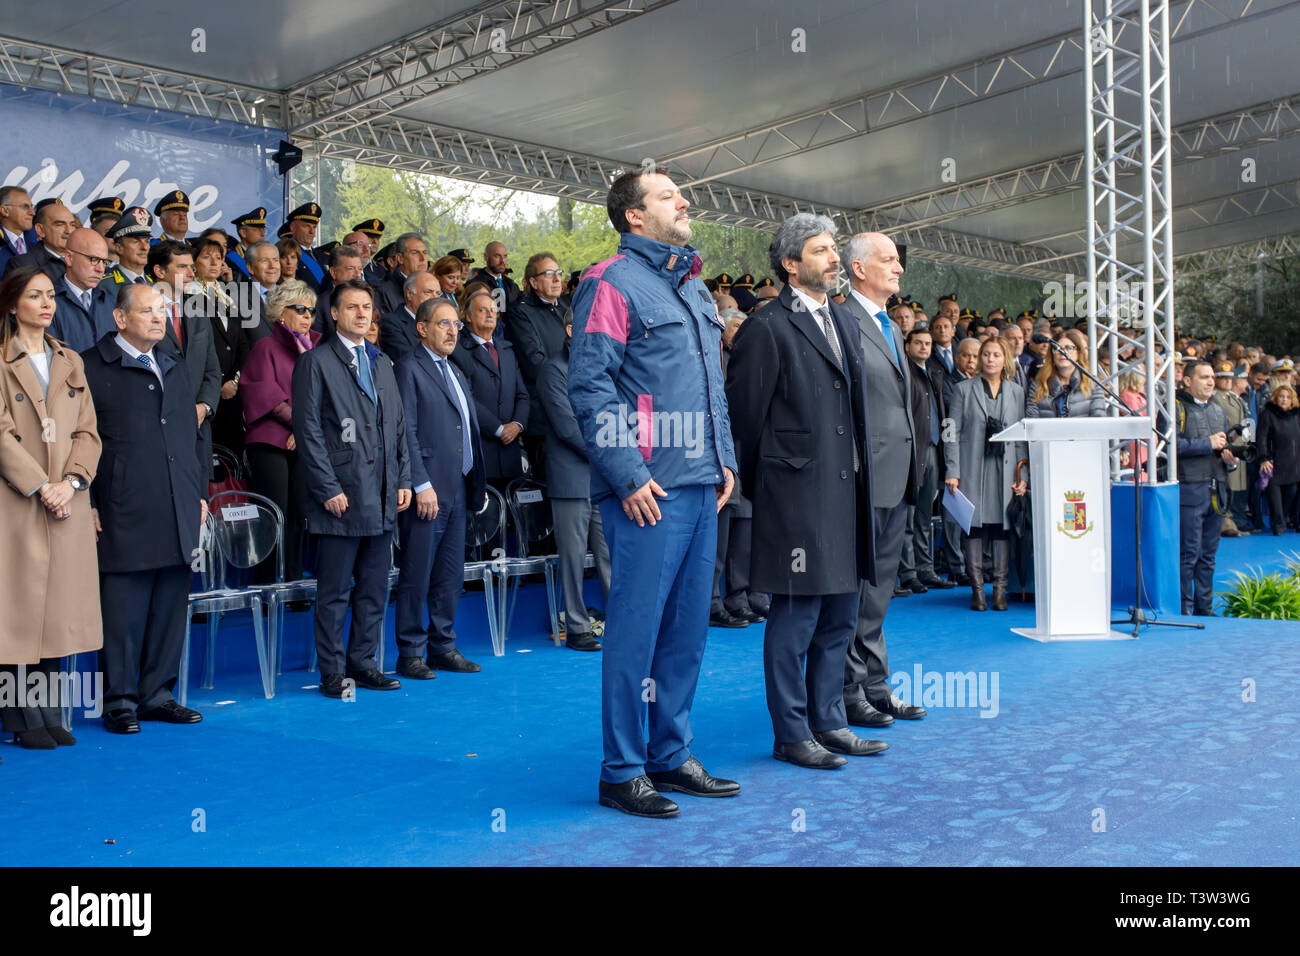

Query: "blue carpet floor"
left=2, top=533, right=1297, bottom=866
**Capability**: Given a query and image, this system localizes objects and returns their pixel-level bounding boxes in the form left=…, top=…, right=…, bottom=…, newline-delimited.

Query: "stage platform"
left=2, top=533, right=1297, bottom=867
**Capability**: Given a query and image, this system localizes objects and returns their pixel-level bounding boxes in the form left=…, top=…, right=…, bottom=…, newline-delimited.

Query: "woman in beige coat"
left=0, top=266, right=103, bottom=751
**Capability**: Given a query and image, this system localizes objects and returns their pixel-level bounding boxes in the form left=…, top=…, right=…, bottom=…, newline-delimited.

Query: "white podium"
left=991, top=416, right=1154, bottom=642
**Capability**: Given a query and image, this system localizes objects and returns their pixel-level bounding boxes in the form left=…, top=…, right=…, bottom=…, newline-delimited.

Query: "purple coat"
left=240, top=322, right=321, bottom=448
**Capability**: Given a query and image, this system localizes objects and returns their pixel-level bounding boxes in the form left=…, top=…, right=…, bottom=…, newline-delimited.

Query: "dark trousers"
left=899, top=443, right=940, bottom=581
left=596, top=485, right=715, bottom=784
left=395, top=482, right=467, bottom=658
left=0, top=657, right=63, bottom=733
left=764, top=591, right=857, bottom=743
left=712, top=503, right=759, bottom=615
left=313, top=532, right=391, bottom=676
left=246, top=442, right=307, bottom=582
left=1247, top=459, right=1264, bottom=528
left=1179, top=482, right=1223, bottom=614
left=1266, top=480, right=1299, bottom=531
left=99, top=566, right=191, bottom=713
left=844, top=500, right=908, bottom=704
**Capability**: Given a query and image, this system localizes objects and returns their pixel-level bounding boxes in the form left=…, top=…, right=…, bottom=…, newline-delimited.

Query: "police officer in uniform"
left=284, top=202, right=326, bottom=292
left=99, top=208, right=155, bottom=290
left=153, top=191, right=190, bottom=243
left=1176, top=359, right=1239, bottom=616
left=87, top=196, right=126, bottom=239
left=227, top=207, right=267, bottom=282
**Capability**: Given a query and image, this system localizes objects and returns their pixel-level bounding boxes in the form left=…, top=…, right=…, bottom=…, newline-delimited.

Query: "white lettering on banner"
left=221, top=505, right=258, bottom=522
left=516, top=489, right=544, bottom=504
left=3, top=159, right=223, bottom=232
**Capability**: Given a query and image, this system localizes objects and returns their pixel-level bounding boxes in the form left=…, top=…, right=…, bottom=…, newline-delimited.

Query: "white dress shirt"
left=415, top=345, right=475, bottom=492
left=115, top=333, right=164, bottom=387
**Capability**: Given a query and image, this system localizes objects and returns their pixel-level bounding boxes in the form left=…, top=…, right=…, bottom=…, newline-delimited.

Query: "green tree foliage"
left=1175, top=255, right=1300, bottom=355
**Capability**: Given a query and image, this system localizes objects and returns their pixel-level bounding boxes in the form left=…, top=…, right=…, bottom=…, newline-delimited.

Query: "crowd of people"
left=0, top=175, right=1295, bottom=810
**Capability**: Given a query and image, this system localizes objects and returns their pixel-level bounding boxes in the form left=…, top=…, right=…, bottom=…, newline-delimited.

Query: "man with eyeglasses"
left=4, top=199, right=76, bottom=283
left=0, top=186, right=39, bottom=274
left=392, top=298, right=488, bottom=678
left=100, top=207, right=156, bottom=290
left=506, top=252, right=572, bottom=482
left=52, top=228, right=118, bottom=352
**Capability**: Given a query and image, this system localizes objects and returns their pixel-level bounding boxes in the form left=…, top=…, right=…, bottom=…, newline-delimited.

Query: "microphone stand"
left=1037, top=338, right=1202, bottom=636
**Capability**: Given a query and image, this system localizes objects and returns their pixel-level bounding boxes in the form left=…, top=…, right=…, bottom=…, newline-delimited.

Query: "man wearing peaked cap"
left=712, top=272, right=734, bottom=292
left=277, top=222, right=292, bottom=240
left=365, top=241, right=395, bottom=288
left=354, top=219, right=385, bottom=240
left=87, top=196, right=126, bottom=237
left=228, top=207, right=267, bottom=281
left=285, top=201, right=325, bottom=291
left=754, top=276, right=775, bottom=290
left=99, top=207, right=155, bottom=290
left=153, top=190, right=190, bottom=243
left=731, top=273, right=755, bottom=290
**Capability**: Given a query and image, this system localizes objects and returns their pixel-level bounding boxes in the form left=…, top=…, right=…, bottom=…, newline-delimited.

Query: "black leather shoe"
left=773, top=739, right=847, bottom=769
left=565, top=631, right=602, bottom=651
left=428, top=649, right=482, bottom=673
left=919, top=574, right=955, bottom=589
left=648, top=755, right=740, bottom=797
left=749, top=597, right=771, bottom=617
left=892, top=585, right=912, bottom=597
left=901, top=578, right=928, bottom=594
left=348, top=668, right=401, bottom=690
left=709, top=607, right=749, bottom=628
left=598, top=776, right=680, bottom=817
left=954, top=573, right=972, bottom=586
left=319, top=674, right=348, bottom=698
left=103, top=709, right=141, bottom=734
left=46, top=725, right=76, bottom=746
left=871, top=693, right=926, bottom=720
left=1192, top=608, right=1216, bottom=617
left=15, top=727, right=56, bottom=749
left=813, top=727, right=889, bottom=756
left=846, top=698, right=894, bottom=728
left=396, top=656, right=436, bottom=679
left=139, top=700, right=203, bottom=723
left=737, top=607, right=767, bottom=623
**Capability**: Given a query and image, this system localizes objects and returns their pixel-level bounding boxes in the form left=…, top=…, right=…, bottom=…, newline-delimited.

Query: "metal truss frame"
left=1084, top=0, right=1177, bottom=483
left=285, top=0, right=678, bottom=138
left=1173, top=234, right=1300, bottom=275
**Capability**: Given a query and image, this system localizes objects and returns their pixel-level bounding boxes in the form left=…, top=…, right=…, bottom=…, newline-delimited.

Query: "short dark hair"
left=1249, top=361, right=1270, bottom=377
left=189, top=237, right=225, bottom=261
left=524, top=251, right=558, bottom=280
left=1184, top=359, right=1214, bottom=379
left=905, top=328, right=932, bottom=345
left=330, top=277, right=374, bottom=310
left=416, top=297, right=457, bottom=326
left=607, top=166, right=669, bottom=233
left=0, top=185, right=28, bottom=208
left=147, top=238, right=193, bottom=278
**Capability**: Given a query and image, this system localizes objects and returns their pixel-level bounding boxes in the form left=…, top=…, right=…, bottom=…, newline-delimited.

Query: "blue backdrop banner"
left=0, top=82, right=283, bottom=233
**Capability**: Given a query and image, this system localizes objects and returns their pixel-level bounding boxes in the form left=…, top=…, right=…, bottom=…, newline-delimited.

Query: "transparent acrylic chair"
left=464, top=485, right=507, bottom=655
left=178, top=489, right=278, bottom=704
left=499, top=477, right=561, bottom=649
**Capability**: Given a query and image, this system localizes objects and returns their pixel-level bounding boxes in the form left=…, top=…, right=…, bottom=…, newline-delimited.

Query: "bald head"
left=484, top=241, right=508, bottom=277
left=64, top=227, right=109, bottom=290
left=715, top=293, right=738, bottom=312
left=844, top=231, right=903, bottom=303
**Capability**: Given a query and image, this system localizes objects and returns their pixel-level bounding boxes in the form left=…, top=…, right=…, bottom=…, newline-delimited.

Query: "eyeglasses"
left=434, top=319, right=463, bottom=331
left=1059, top=344, right=1079, bottom=354
left=534, top=269, right=564, bottom=279
left=67, top=248, right=111, bottom=268
left=283, top=304, right=312, bottom=315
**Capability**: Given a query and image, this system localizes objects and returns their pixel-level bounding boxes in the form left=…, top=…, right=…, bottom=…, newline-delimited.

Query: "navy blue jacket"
left=568, top=232, right=736, bottom=499
left=4, top=243, right=66, bottom=284
left=379, top=307, right=420, bottom=366
left=535, top=349, right=593, bottom=499
left=81, top=335, right=204, bottom=572
left=450, top=333, right=530, bottom=481
left=291, top=333, right=411, bottom=536
left=394, top=346, right=487, bottom=511
left=0, top=227, right=39, bottom=275
left=52, top=282, right=118, bottom=354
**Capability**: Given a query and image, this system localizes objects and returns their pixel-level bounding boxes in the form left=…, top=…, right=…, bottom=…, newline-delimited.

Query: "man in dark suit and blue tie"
left=379, top=270, right=439, bottom=365
left=392, top=299, right=488, bottom=677
left=81, top=283, right=207, bottom=733
left=726, top=215, right=884, bottom=769
left=292, top=278, right=412, bottom=698
left=840, top=232, right=928, bottom=729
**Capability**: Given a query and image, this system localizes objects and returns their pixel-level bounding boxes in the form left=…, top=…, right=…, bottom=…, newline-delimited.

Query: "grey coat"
left=943, top=376, right=1028, bottom=530
left=1025, top=370, right=1108, bottom=419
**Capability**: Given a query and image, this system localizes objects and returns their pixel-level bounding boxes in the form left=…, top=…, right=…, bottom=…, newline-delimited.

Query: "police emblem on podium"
left=1056, top=490, right=1093, bottom=539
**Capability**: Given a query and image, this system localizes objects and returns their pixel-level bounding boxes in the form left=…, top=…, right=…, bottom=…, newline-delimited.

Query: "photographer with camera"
left=1176, top=360, right=1238, bottom=616
left=1257, top=384, right=1299, bottom=536
left=943, top=337, right=1028, bottom=611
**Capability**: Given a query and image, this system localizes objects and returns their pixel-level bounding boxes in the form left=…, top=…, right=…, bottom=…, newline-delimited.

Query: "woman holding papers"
left=944, top=337, right=1028, bottom=611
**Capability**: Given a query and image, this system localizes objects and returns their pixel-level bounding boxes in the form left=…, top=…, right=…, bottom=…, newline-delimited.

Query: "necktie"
left=485, top=341, right=499, bottom=366
left=816, top=307, right=858, bottom=472
left=79, top=289, right=90, bottom=312
left=438, top=360, right=474, bottom=475
left=354, top=346, right=376, bottom=404
left=171, top=302, right=184, bottom=349
left=14, top=235, right=24, bottom=255
left=876, top=310, right=900, bottom=366
left=136, top=354, right=153, bottom=370
left=942, top=347, right=953, bottom=373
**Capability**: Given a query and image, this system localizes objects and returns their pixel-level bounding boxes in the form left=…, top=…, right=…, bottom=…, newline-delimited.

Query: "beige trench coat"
left=0, top=335, right=103, bottom=664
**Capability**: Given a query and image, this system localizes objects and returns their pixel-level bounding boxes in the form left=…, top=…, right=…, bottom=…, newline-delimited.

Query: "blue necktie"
left=354, top=346, right=376, bottom=405
left=876, top=310, right=900, bottom=366
left=438, top=360, right=474, bottom=475
left=136, top=354, right=153, bottom=370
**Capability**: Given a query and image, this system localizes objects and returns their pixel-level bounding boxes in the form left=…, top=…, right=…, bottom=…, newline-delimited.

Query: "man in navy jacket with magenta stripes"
left=568, top=168, right=740, bottom=818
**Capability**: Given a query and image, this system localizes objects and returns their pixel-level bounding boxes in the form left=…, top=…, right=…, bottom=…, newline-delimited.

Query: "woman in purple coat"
left=240, top=279, right=321, bottom=580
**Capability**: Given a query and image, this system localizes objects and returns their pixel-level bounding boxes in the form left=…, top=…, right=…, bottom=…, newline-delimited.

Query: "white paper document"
left=942, top=486, right=975, bottom=534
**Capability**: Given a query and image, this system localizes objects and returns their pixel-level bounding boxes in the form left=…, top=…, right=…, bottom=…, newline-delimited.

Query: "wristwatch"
left=64, top=473, right=87, bottom=491
left=201, top=402, right=214, bottom=418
